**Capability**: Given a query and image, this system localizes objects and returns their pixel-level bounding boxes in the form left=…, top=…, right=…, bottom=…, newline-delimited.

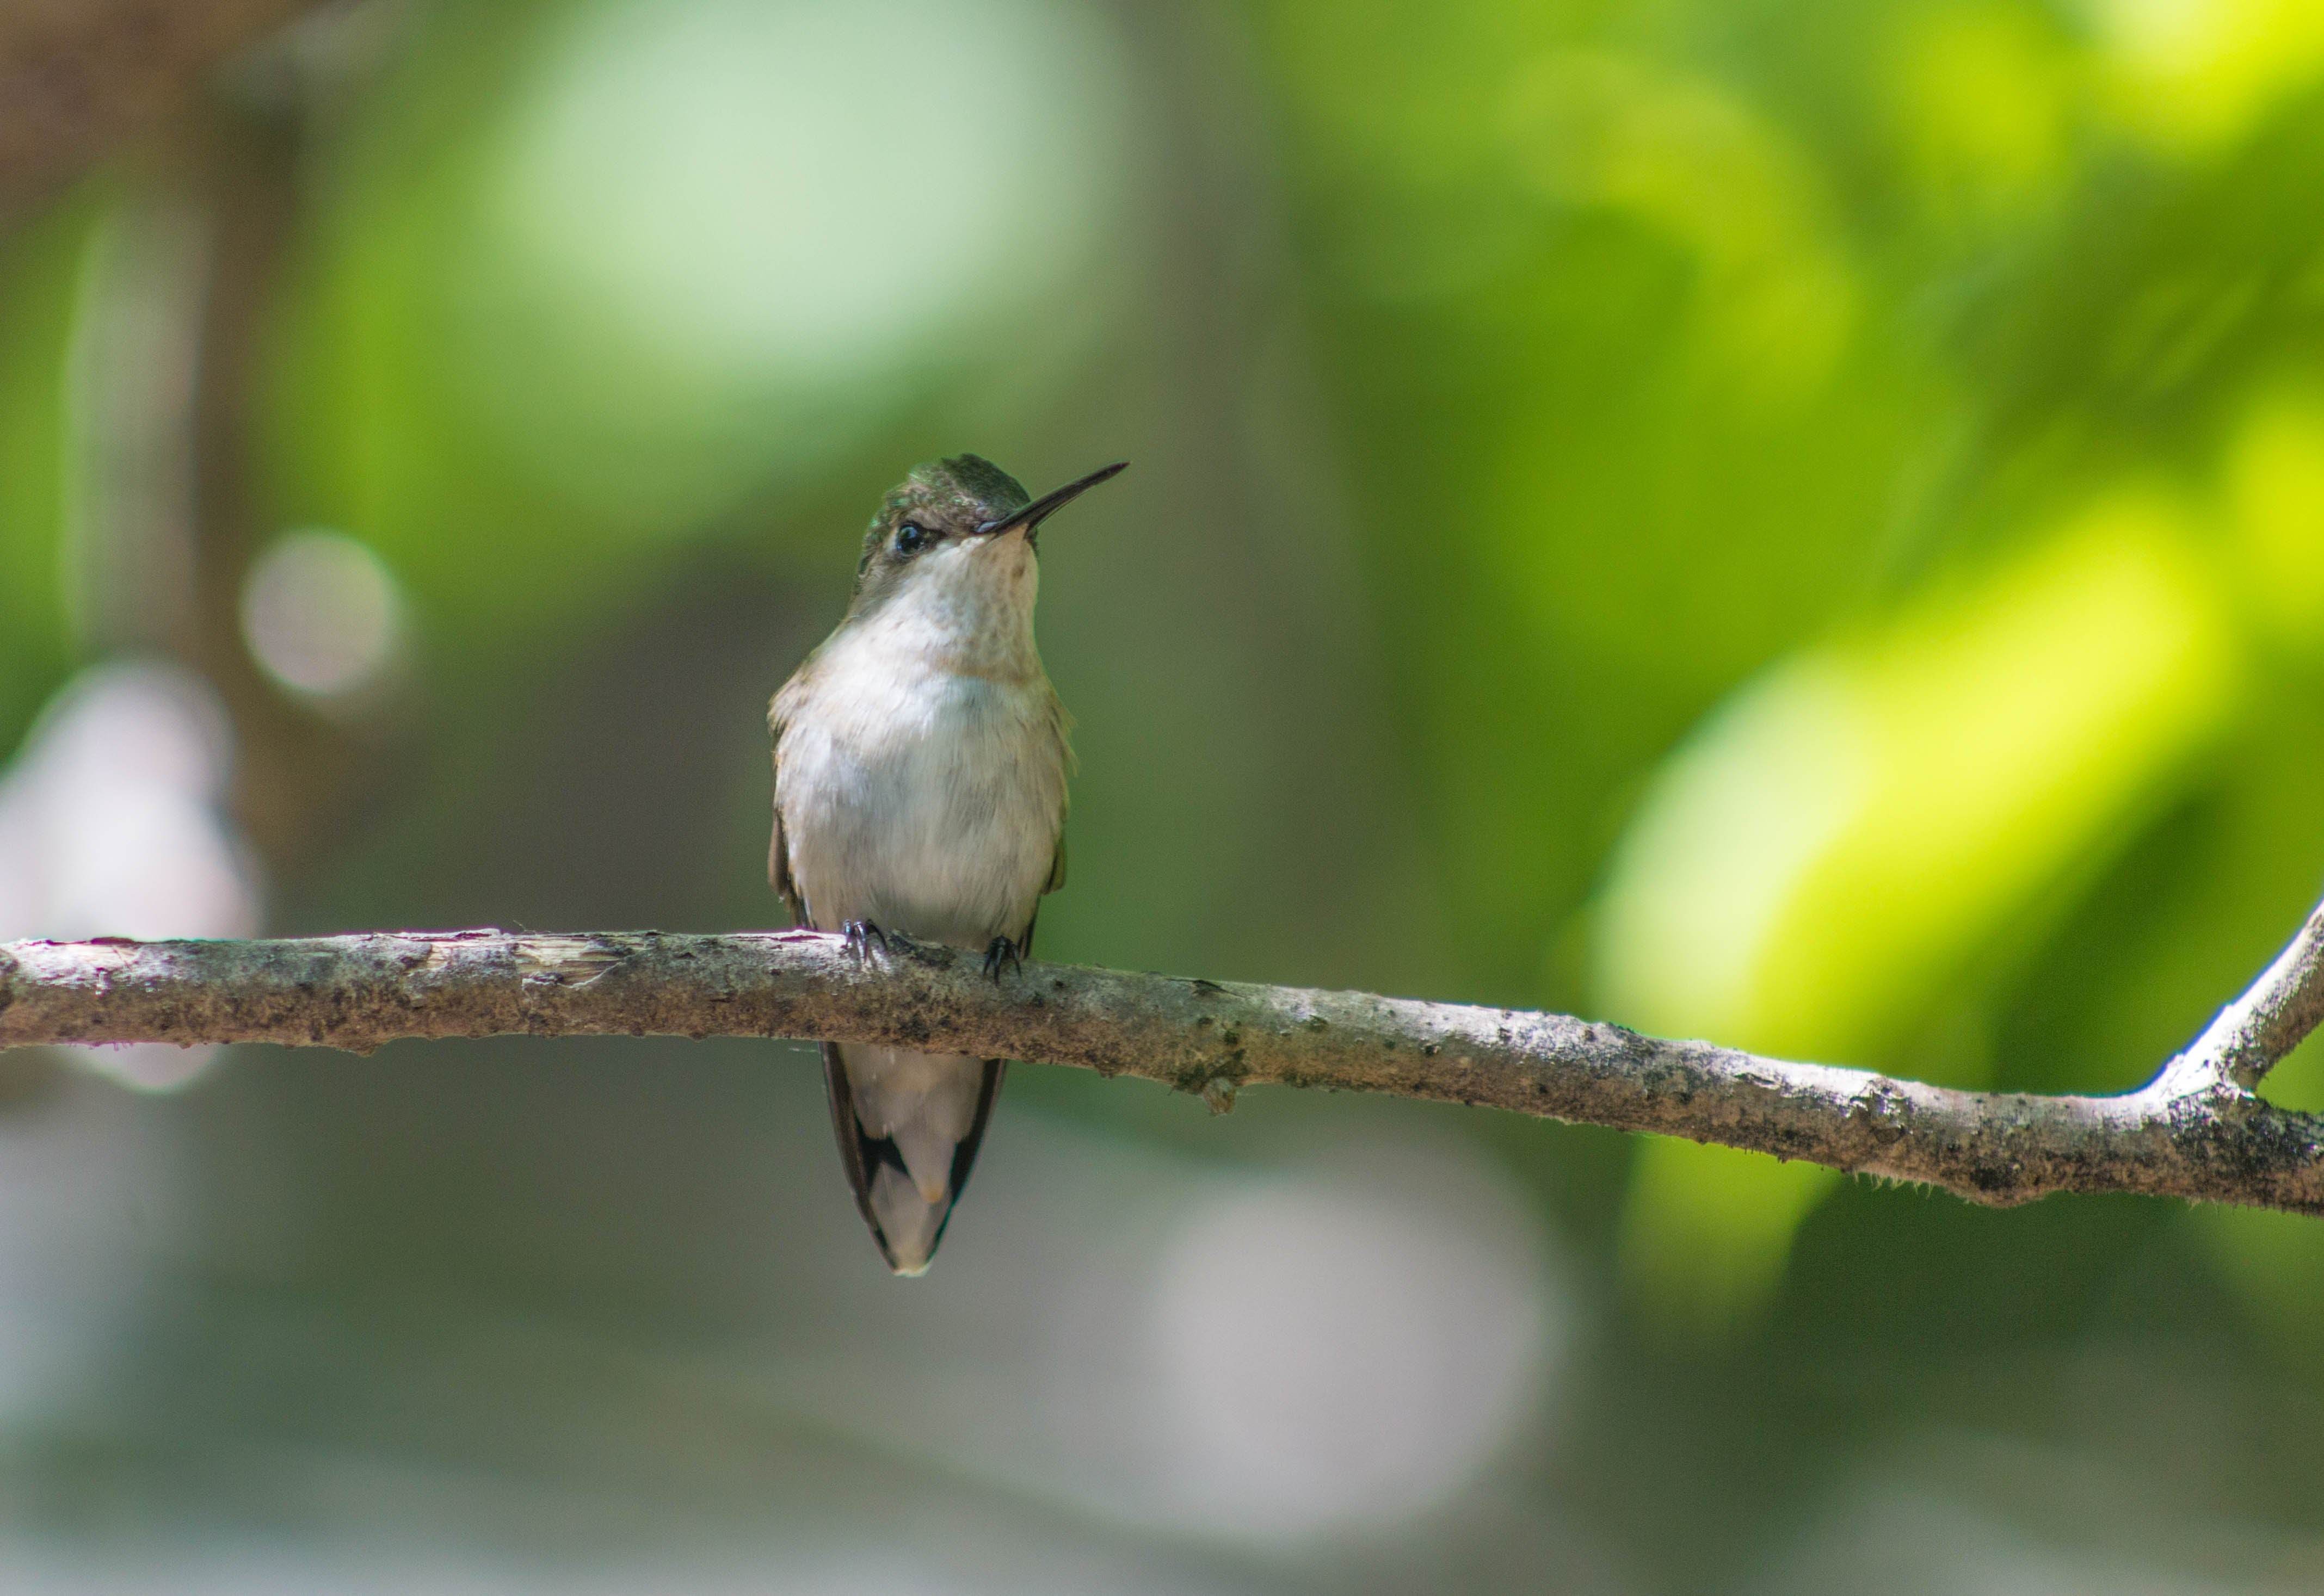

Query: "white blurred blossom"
left=0, top=660, right=262, bottom=1090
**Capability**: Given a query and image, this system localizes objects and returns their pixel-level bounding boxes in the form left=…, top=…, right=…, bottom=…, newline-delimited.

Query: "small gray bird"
left=769, top=454, right=1125, bottom=1274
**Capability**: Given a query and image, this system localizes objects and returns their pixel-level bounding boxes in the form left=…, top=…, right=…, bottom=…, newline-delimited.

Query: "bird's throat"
left=850, top=538, right=1041, bottom=682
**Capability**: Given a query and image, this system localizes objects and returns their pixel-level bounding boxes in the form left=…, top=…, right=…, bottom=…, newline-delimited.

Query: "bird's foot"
left=982, top=935, right=1025, bottom=985
left=841, top=920, right=892, bottom=966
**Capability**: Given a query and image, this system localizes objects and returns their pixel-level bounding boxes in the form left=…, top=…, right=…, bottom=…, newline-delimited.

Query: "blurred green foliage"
left=8, top=0, right=2324, bottom=1586
left=0, top=0, right=2322, bottom=1442
left=1249, top=0, right=2324, bottom=1317
left=0, top=198, right=92, bottom=751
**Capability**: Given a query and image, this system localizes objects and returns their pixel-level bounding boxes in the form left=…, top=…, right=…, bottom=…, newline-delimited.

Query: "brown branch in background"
left=56, top=63, right=398, bottom=872
left=0, top=0, right=330, bottom=218
left=6, top=898, right=2324, bottom=1216
left=172, top=95, right=388, bottom=869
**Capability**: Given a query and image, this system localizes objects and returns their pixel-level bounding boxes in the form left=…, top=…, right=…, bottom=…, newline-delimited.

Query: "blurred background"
left=5, top=0, right=2324, bottom=1588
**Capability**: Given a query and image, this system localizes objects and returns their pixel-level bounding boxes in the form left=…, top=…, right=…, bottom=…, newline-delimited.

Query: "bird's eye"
left=894, top=522, right=930, bottom=556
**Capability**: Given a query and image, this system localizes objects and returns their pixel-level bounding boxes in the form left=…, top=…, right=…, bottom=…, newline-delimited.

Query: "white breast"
left=776, top=635, right=1067, bottom=950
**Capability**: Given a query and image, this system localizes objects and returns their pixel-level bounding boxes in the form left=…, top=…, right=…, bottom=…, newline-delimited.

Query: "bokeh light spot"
left=240, top=529, right=406, bottom=701
left=443, top=0, right=1128, bottom=529
left=502, top=0, right=1105, bottom=380
left=2085, top=0, right=2324, bottom=151
left=1142, top=1168, right=1553, bottom=1541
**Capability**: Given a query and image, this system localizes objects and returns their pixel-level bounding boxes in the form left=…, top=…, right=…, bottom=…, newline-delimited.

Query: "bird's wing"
left=1023, top=689, right=1068, bottom=950
left=1013, top=833, right=1065, bottom=957
left=768, top=694, right=803, bottom=922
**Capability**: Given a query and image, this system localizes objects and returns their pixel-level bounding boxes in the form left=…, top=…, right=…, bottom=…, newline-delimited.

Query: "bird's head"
left=848, top=456, right=1125, bottom=641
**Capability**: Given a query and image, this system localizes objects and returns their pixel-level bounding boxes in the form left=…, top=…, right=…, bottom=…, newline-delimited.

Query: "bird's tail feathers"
left=821, top=1042, right=1004, bottom=1276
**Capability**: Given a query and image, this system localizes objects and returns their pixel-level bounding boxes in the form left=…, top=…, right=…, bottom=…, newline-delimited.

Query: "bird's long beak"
left=975, top=461, right=1128, bottom=538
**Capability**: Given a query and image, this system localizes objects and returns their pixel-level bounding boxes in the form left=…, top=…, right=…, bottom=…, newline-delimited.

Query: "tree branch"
left=4, top=914, right=2324, bottom=1215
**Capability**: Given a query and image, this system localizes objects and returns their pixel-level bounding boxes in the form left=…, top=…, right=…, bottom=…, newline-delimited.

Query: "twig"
left=2166, top=899, right=2324, bottom=1093
left=3, top=912, right=2324, bottom=1215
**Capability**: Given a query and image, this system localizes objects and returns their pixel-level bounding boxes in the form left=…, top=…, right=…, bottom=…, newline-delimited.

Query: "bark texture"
left=7, top=919, right=2324, bottom=1216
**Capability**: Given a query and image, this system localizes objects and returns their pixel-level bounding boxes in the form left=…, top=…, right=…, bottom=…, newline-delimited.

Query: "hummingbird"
left=769, top=454, right=1126, bottom=1274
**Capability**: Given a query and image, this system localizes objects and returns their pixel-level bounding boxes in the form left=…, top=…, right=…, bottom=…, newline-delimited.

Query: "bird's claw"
left=983, top=936, right=1024, bottom=985
left=841, top=920, right=891, bottom=965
